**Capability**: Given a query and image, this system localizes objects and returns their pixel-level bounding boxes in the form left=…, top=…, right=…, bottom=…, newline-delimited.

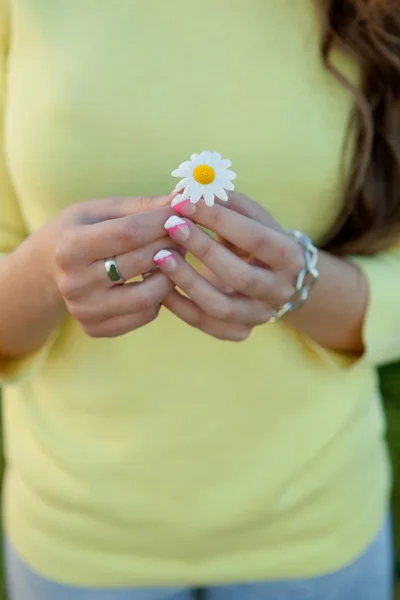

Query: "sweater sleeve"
left=300, top=245, right=400, bottom=371
left=349, top=246, right=400, bottom=368
left=0, top=2, right=56, bottom=384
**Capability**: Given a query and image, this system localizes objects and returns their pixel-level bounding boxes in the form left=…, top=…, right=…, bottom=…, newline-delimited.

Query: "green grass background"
left=380, top=362, right=400, bottom=599
left=0, top=365, right=399, bottom=598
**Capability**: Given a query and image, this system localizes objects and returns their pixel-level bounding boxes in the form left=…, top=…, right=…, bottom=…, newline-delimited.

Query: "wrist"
left=269, top=230, right=319, bottom=324
left=9, top=226, right=67, bottom=319
left=284, top=251, right=368, bottom=353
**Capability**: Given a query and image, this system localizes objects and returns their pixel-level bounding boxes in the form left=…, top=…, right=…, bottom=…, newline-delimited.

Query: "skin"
left=0, top=195, right=180, bottom=358
left=0, top=191, right=368, bottom=361
left=158, top=192, right=368, bottom=354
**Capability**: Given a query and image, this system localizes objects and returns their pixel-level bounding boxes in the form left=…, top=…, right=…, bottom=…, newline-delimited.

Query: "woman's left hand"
left=155, top=192, right=305, bottom=341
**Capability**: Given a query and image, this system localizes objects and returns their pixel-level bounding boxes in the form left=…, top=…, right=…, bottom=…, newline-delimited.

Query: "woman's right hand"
left=43, top=194, right=177, bottom=338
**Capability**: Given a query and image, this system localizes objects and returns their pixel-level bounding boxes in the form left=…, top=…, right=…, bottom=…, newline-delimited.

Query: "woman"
left=0, top=0, right=398, bottom=598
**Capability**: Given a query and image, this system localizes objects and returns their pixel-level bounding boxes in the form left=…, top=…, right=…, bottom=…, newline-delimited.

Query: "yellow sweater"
left=0, top=0, right=397, bottom=587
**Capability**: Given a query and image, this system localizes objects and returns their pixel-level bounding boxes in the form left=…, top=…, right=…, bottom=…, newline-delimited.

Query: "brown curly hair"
left=320, top=0, right=400, bottom=255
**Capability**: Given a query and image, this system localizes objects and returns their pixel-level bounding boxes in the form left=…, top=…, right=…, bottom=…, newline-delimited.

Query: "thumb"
left=149, top=191, right=177, bottom=210
left=76, top=193, right=174, bottom=223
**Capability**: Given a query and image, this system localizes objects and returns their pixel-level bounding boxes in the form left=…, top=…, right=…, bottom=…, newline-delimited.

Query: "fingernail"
left=164, top=216, right=190, bottom=241
left=171, top=195, right=197, bottom=216
left=153, top=249, right=177, bottom=270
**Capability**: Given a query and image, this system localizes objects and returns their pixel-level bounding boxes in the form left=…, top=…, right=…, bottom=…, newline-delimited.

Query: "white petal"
left=172, top=168, right=192, bottom=178
left=201, top=151, right=212, bottom=165
left=213, top=185, right=228, bottom=201
left=216, top=169, right=236, bottom=181
left=178, top=160, right=193, bottom=170
left=175, top=177, right=190, bottom=191
left=191, top=193, right=203, bottom=204
left=190, top=182, right=203, bottom=204
left=191, top=153, right=202, bottom=166
left=203, top=187, right=215, bottom=207
left=216, top=158, right=232, bottom=170
left=182, top=181, right=195, bottom=201
left=217, top=178, right=235, bottom=191
left=210, top=152, right=222, bottom=166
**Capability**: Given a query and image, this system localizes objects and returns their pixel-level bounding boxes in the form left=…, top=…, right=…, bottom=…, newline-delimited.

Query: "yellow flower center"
left=193, top=164, right=215, bottom=185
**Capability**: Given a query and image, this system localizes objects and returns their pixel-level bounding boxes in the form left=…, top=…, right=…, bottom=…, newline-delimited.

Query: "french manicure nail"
left=164, top=216, right=190, bottom=241
left=153, top=249, right=177, bottom=270
left=171, top=195, right=197, bottom=216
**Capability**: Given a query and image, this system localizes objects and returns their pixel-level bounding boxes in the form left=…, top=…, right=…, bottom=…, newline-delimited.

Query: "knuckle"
left=67, top=297, right=106, bottom=324
left=58, top=274, right=83, bottom=300
left=196, top=240, right=214, bottom=264
left=195, top=240, right=214, bottom=263
left=225, top=331, right=250, bottom=342
left=83, top=323, right=112, bottom=339
left=134, top=246, right=160, bottom=273
left=81, top=322, right=104, bottom=338
left=251, top=232, right=269, bottom=255
left=59, top=202, right=83, bottom=222
left=137, top=196, right=152, bottom=212
left=140, top=308, right=159, bottom=325
left=102, top=325, right=125, bottom=339
left=209, top=207, right=224, bottom=231
left=188, top=310, right=206, bottom=329
left=256, top=303, right=274, bottom=324
left=244, top=301, right=271, bottom=326
left=288, top=241, right=305, bottom=274
left=231, top=327, right=252, bottom=342
left=277, top=283, right=295, bottom=305
left=60, top=202, right=94, bottom=227
left=234, top=270, right=257, bottom=294
left=67, top=301, right=93, bottom=323
left=132, top=246, right=147, bottom=269
left=81, top=318, right=125, bottom=339
left=272, top=271, right=295, bottom=305
left=133, top=290, right=159, bottom=312
left=54, top=230, right=78, bottom=270
left=261, top=308, right=274, bottom=324
left=116, top=218, right=138, bottom=248
left=212, top=301, right=236, bottom=322
left=211, top=325, right=251, bottom=342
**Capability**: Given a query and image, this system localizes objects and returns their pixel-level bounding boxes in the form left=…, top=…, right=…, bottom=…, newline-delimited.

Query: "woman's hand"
left=0, top=194, right=177, bottom=359
left=157, top=192, right=368, bottom=353
left=50, top=195, right=180, bottom=338
left=154, top=193, right=304, bottom=341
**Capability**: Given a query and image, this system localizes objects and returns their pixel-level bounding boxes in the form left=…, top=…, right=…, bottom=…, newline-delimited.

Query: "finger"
left=212, top=192, right=281, bottom=260
left=72, top=193, right=175, bottom=223
left=109, top=271, right=173, bottom=316
left=215, top=191, right=263, bottom=221
left=163, top=290, right=251, bottom=342
left=163, top=216, right=292, bottom=302
left=68, top=271, right=173, bottom=321
left=81, top=308, right=158, bottom=339
left=153, top=250, right=272, bottom=326
left=219, top=192, right=281, bottom=229
left=67, top=207, right=175, bottom=263
left=171, top=195, right=303, bottom=275
left=173, top=191, right=280, bottom=228
left=91, top=237, right=180, bottom=286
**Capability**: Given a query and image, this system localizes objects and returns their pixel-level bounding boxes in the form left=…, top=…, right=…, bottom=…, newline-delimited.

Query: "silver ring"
left=104, top=258, right=124, bottom=283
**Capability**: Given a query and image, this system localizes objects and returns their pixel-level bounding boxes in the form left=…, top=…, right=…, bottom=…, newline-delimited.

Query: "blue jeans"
left=4, top=516, right=393, bottom=600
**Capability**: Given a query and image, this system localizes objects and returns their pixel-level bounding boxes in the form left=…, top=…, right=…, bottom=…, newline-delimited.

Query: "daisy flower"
left=171, top=151, right=236, bottom=207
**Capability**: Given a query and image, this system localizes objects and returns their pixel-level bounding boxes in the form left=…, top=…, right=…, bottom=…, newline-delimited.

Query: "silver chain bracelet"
left=268, top=230, right=319, bottom=324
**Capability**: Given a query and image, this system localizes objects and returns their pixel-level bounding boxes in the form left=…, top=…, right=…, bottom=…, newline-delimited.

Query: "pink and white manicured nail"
left=153, top=250, right=177, bottom=270
left=171, top=194, right=197, bottom=216
left=164, top=216, right=191, bottom=241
